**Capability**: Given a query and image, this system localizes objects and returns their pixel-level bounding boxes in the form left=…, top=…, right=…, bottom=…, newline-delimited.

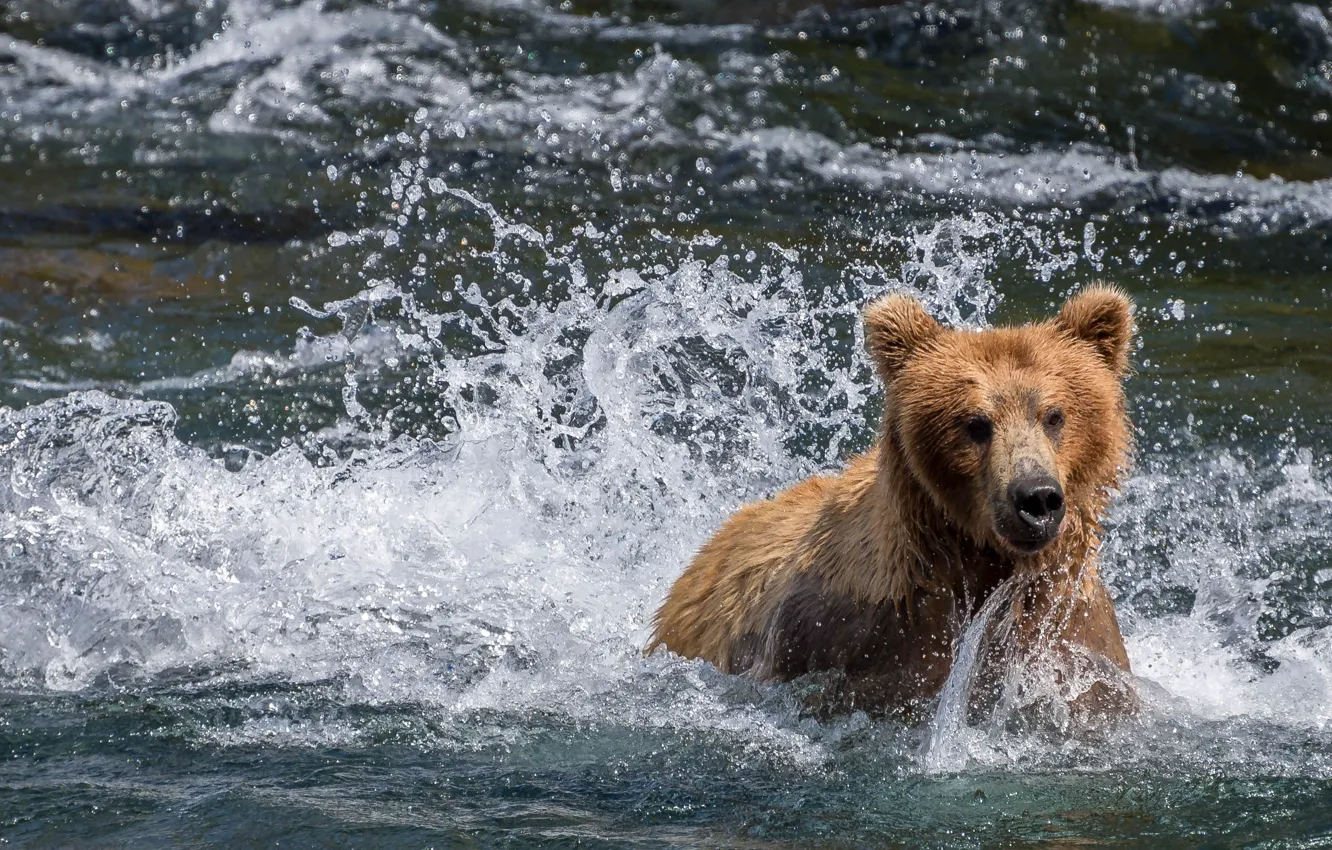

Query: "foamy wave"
left=723, top=128, right=1332, bottom=233
left=1080, top=0, right=1208, bottom=17
left=4, top=0, right=1329, bottom=235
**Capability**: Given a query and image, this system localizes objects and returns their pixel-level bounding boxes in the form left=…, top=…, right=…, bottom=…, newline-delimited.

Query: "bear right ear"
left=863, top=294, right=942, bottom=382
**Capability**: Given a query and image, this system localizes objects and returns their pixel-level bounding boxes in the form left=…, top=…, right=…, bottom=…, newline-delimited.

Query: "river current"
left=2, top=0, right=1332, bottom=845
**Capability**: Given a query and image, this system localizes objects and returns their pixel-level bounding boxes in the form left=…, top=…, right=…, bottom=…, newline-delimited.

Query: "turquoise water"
left=3, top=0, right=1332, bottom=845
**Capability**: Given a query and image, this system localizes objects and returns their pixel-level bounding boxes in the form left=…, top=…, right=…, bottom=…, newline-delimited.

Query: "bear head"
left=863, top=286, right=1134, bottom=560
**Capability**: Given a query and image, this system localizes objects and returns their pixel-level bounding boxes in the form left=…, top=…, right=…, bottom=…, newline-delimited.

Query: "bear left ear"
left=1054, top=285, right=1135, bottom=377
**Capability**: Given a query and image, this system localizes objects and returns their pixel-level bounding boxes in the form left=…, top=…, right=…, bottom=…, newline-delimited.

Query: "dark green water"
left=3, top=0, right=1332, bottom=845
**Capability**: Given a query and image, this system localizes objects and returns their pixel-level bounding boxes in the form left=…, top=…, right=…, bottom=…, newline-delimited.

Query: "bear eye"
left=1044, top=408, right=1065, bottom=434
left=964, top=415, right=993, bottom=444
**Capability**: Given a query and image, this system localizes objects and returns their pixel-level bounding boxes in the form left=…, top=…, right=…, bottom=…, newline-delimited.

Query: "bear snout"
left=995, top=467, right=1066, bottom=553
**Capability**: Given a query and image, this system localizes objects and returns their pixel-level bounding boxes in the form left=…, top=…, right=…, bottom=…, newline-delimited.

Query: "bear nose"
left=1009, top=475, right=1066, bottom=536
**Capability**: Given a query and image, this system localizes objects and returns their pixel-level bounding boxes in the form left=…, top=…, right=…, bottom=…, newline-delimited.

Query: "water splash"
left=927, top=580, right=1028, bottom=772
left=922, top=576, right=1020, bottom=773
left=2, top=144, right=1331, bottom=780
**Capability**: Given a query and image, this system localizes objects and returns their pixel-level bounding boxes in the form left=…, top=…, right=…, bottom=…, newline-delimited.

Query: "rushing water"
left=3, top=0, right=1332, bottom=845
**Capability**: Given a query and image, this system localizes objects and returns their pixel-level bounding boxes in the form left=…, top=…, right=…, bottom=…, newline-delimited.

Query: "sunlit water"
left=3, top=0, right=1332, bottom=845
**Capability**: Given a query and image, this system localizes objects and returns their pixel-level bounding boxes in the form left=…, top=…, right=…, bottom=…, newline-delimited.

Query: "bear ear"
left=863, top=293, right=942, bottom=382
left=1054, top=285, right=1135, bottom=377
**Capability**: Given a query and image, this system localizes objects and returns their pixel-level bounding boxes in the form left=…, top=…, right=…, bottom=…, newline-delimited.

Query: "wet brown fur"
left=649, top=286, right=1136, bottom=716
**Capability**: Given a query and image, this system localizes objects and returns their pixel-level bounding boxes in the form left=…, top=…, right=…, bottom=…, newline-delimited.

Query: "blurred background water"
left=2, top=0, right=1332, bottom=845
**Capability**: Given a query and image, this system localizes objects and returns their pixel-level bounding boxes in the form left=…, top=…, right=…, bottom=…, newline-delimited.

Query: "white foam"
left=1112, top=448, right=1332, bottom=731
left=1080, top=0, right=1207, bottom=17
left=1129, top=620, right=1332, bottom=728
left=722, top=128, right=1332, bottom=232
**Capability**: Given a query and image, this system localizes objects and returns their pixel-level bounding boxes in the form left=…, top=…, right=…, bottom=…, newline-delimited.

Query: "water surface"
left=3, top=0, right=1332, bottom=845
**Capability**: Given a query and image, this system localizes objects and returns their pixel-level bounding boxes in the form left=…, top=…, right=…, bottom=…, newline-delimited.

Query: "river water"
left=2, top=0, right=1332, bottom=845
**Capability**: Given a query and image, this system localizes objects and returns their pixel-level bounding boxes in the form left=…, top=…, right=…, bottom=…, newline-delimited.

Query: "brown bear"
left=648, top=286, right=1136, bottom=719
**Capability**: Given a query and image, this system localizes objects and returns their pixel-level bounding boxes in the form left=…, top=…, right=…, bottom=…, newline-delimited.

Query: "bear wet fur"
left=649, top=286, right=1136, bottom=718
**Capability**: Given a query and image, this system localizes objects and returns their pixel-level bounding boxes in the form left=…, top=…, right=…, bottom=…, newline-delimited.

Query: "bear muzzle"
left=993, top=463, right=1066, bottom=555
